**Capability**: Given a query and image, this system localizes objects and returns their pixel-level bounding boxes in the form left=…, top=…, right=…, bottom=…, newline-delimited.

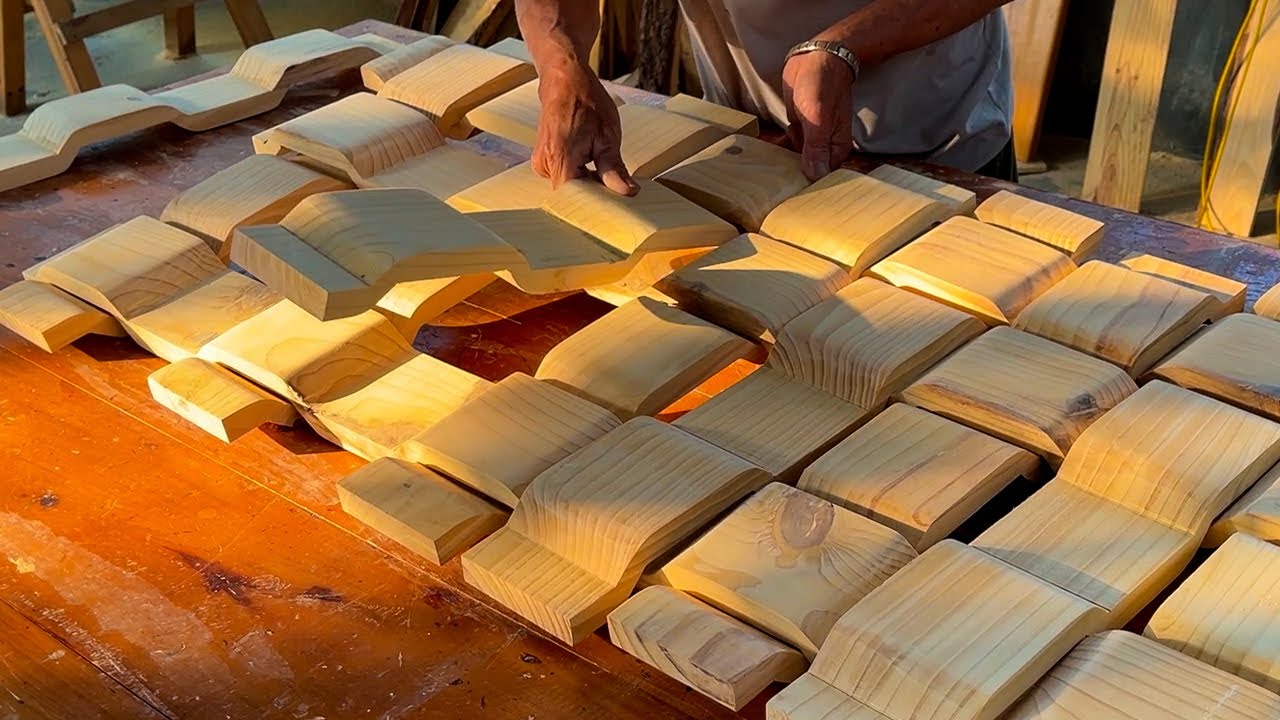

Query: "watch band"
left=785, top=40, right=861, bottom=82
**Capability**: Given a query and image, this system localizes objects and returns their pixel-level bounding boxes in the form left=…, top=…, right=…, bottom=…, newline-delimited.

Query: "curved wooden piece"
left=608, top=586, right=806, bottom=711
left=446, top=161, right=554, bottom=212
left=1257, top=282, right=1280, bottom=321
left=900, top=326, right=1138, bottom=467
left=660, top=93, right=760, bottom=135
left=615, top=104, right=727, bottom=179
left=799, top=403, right=1038, bottom=551
left=468, top=209, right=633, bottom=294
left=1153, top=313, right=1280, bottom=421
left=465, top=79, right=624, bottom=148
left=1210, top=461, right=1280, bottom=547
left=867, top=164, right=976, bottom=217
left=0, top=280, right=124, bottom=352
left=656, top=136, right=811, bottom=231
left=373, top=274, right=495, bottom=339
left=1012, top=261, right=1219, bottom=377
left=974, top=190, right=1104, bottom=259
left=378, top=43, right=536, bottom=138
left=1119, top=253, right=1247, bottom=313
left=360, top=35, right=456, bottom=91
left=461, top=417, right=770, bottom=644
left=147, top=357, right=298, bottom=443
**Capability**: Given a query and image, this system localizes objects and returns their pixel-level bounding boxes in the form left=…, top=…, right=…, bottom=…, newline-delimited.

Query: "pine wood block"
left=160, top=155, right=349, bottom=259
left=654, top=233, right=849, bottom=344
left=616, top=104, right=727, bottom=179
left=1012, top=261, right=1219, bottom=377
left=461, top=417, right=770, bottom=644
left=656, top=136, right=811, bottom=231
left=1119, top=253, right=1247, bottom=313
left=798, top=403, right=1039, bottom=551
left=660, top=93, right=760, bottom=136
left=1004, top=631, right=1280, bottom=719
left=367, top=143, right=507, bottom=199
left=760, top=169, right=945, bottom=274
left=1152, top=313, right=1280, bottom=421
left=583, top=247, right=707, bottom=307
left=469, top=209, right=632, bottom=294
left=1256, top=283, right=1280, bottom=321
left=400, top=372, right=621, bottom=508
left=1146, top=533, right=1280, bottom=693
left=608, top=586, right=806, bottom=711
left=870, top=216, right=1077, bottom=325
left=866, top=164, right=977, bottom=216
left=374, top=274, right=496, bottom=339
left=147, top=357, right=298, bottom=443
left=337, top=457, right=507, bottom=565
left=770, top=278, right=986, bottom=410
left=973, top=190, right=1104, bottom=259
left=378, top=43, right=536, bottom=139
left=899, top=326, right=1138, bottom=467
left=447, top=161, right=553, bottom=212
left=488, top=37, right=532, bottom=63
left=768, top=540, right=1106, bottom=720
left=654, top=482, right=916, bottom=658
left=1210, top=462, right=1280, bottom=547
left=360, top=35, right=456, bottom=92
left=465, top=79, right=623, bottom=148
left=0, top=280, right=125, bottom=352
left=126, top=272, right=281, bottom=362
left=536, top=297, right=751, bottom=419
left=766, top=673, right=895, bottom=720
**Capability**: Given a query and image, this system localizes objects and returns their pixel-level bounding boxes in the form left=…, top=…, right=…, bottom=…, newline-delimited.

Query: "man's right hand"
left=533, top=61, right=638, bottom=196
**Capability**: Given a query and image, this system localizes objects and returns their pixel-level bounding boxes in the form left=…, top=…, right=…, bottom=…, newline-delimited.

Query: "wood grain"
left=1257, top=282, right=1280, bottom=320
left=378, top=43, right=536, bottom=138
left=616, top=104, right=728, bottom=179
left=656, top=136, right=811, bottom=231
left=1120, top=253, right=1248, bottom=313
left=1209, top=462, right=1280, bottom=547
left=867, top=164, right=976, bottom=217
left=147, top=357, right=298, bottom=443
left=660, top=93, right=760, bottom=135
left=1152, top=313, right=1280, bottom=422
left=360, top=34, right=456, bottom=91
left=974, top=190, right=1104, bottom=259
left=1003, top=0, right=1069, bottom=162
left=0, top=279, right=124, bottom=352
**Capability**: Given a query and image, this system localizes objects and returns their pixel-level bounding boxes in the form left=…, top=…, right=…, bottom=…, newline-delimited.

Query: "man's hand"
left=533, top=62, right=638, bottom=195
left=783, top=50, right=855, bottom=181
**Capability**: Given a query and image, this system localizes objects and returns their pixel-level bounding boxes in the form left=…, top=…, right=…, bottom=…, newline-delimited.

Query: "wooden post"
left=0, top=0, right=25, bottom=115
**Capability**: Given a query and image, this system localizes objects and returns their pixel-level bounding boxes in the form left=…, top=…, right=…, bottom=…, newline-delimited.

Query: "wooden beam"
left=56, top=0, right=192, bottom=44
left=0, top=0, right=26, bottom=115
left=30, top=0, right=100, bottom=94
left=223, top=0, right=272, bottom=46
left=1003, top=0, right=1069, bottom=163
left=163, top=4, right=196, bottom=59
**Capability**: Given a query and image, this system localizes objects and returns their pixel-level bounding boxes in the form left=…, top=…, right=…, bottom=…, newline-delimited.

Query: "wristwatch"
left=785, top=40, right=860, bottom=82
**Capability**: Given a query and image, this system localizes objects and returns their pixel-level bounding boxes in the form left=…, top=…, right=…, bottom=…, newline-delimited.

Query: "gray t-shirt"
left=678, top=0, right=1013, bottom=171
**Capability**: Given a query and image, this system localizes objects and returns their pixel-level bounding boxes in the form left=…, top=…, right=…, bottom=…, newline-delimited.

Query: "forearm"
left=515, top=0, right=599, bottom=78
left=813, top=0, right=1010, bottom=66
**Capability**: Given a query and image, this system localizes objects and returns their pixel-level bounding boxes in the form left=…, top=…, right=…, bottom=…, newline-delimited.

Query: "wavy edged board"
left=899, top=326, right=1138, bottom=467
left=660, top=93, right=760, bottom=135
left=1257, top=283, right=1280, bottom=320
left=0, top=280, right=124, bottom=352
left=1145, top=533, right=1280, bottom=693
left=653, top=482, right=917, bottom=658
left=536, top=297, right=752, bottom=419
left=337, top=457, right=507, bottom=565
left=760, top=169, right=945, bottom=274
left=461, top=417, right=770, bottom=644
left=1211, top=462, right=1280, bottom=546
left=654, top=233, right=849, bottom=344
left=468, top=208, right=632, bottom=294
left=767, top=540, right=1106, bottom=720
left=974, top=190, right=1104, bottom=259
left=866, top=164, right=976, bottom=217
left=1012, top=260, right=1220, bottom=377
left=616, top=104, right=728, bottom=179
left=870, top=216, right=1077, bottom=325
left=378, top=43, right=536, bottom=138
left=799, top=403, right=1038, bottom=551
left=465, top=79, right=623, bottom=147
left=656, top=136, right=811, bottom=231
left=1004, top=631, right=1280, bottom=719
left=1120, top=253, right=1248, bottom=313
left=1152, top=313, right=1280, bottom=421
left=446, top=161, right=553, bottom=212
left=160, top=154, right=349, bottom=259
left=360, top=35, right=456, bottom=92
left=147, top=357, right=298, bottom=443
left=399, top=372, right=621, bottom=508
left=373, top=274, right=495, bottom=340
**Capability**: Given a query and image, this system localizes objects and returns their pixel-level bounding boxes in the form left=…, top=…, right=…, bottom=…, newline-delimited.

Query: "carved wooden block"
left=609, top=586, right=806, bottom=711
left=1209, top=462, right=1280, bottom=546
left=1257, top=282, right=1280, bottom=320
left=654, top=483, right=917, bottom=658
left=654, top=233, right=849, bottom=344
left=446, top=162, right=553, bottom=212
left=799, top=403, right=1038, bottom=551
left=461, top=417, right=770, bottom=644
left=378, top=43, right=536, bottom=138
left=1146, top=533, right=1280, bottom=693
left=870, top=216, right=1077, bottom=325
left=399, top=372, right=621, bottom=508
left=973, top=190, right=1104, bottom=259
left=1153, top=313, right=1280, bottom=421
left=337, top=457, right=507, bottom=565
left=147, top=357, right=297, bottom=443
left=161, top=155, right=348, bottom=259
left=465, top=79, right=623, bottom=147
left=900, top=326, right=1138, bottom=466
left=760, top=169, right=944, bottom=274
left=660, top=93, right=760, bottom=135
left=469, top=208, right=633, bottom=294
left=0, top=280, right=124, bottom=352
left=1119, top=253, right=1247, bottom=313
left=360, top=35, right=456, bottom=91
left=617, top=104, right=727, bottom=179
left=656, top=136, right=811, bottom=231
left=126, top=271, right=281, bottom=362
left=1013, top=261, right=1220, bottom=376
left=767, top=541, right=1105, bottom=720
left=373, top=274, right=495, bottom=339
left=867, top=164, right=977, bottom=216
left=1004, top=631, right=1280, bottom=719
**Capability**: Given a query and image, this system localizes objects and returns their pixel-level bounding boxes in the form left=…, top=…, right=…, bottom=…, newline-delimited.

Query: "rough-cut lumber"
left=0, top=279, right=124, bottom=352
left=869, top=216, right=1077, bottom=325
left=1119, top=253, right=1248, bottom=313
left=1145, top=533, right=1280, bottom=693
left=378, top=43, right=536, bottom=138
left=1210, top=462, right=1280, bottom=546
left=608, top=586, right=806, bottom=711
left=399, top=372, right=621, bottom=508
left=866, top=164, right=977, bottom=217
left=1080, top=0, right=1177, bottom=211
left=1152, top=313, right=1280, bottom=421
left=1257, top=282, right=1280, bottom=321
left=656, top=136, right=811, bottom=231
left=654, top=233, right=849, bottom=344
left=616, top=104, right=727, bottom=179
left=160, top=154, right=349, bottom=258
left=360, top=35, right=456, bottom=91
left=461, top=417, right=770, bottom=644
left=767, top=540, right=1106, bottom=720
left=1003, top=0, right=1069, bottom=163
left=147, top=357, right=297, bottom=443
left=374, top=274, right=495, bottom=339
left=1004, top=631, right=1280, bottom=719
left=799, top=403, right=1039, bottom=551
left=1012, top=260, right=1220, bottom=377
left=973, top=190, right=1104, bottom=259
left=660, top=93, right=760, bottom=135
left=446, top=161, right=553, bottom=212
left=760, top=169, right=945, bottom=274
left=337, top=457, right=507, bottom=565
left=654, top=483, right=917, bottom=658
left=900, top=326, right=1138, bottom=467
left=465, top=78, right=623, bottom=147
left=536, top=297, right=752, bottom=419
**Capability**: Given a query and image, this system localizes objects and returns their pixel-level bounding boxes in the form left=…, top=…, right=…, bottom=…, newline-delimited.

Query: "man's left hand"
left=782, top=49, right=855, bottom=181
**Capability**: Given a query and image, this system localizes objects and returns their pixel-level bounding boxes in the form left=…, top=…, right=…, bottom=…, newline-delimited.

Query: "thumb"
left=594, top=143, right=639, bottom=196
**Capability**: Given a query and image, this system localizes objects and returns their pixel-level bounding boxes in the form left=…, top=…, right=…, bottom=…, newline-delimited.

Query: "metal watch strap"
left=785, top=40, right=860, bottom=82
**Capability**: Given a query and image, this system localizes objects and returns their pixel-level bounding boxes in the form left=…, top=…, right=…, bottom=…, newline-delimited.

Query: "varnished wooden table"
left=1, top=19, right=1278, bottom=720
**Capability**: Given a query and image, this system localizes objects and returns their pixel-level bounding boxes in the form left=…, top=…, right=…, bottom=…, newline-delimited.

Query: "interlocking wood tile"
left=147, top=357, right=298, bottom=443
left=1257, top=282, right=1280, bottom=320
left=1120, top=253, right=1247, bottom=313
left=1207, top=461, right=1280, bottom=547
left=656, top=136, right=811, bottom=231
left=867, top=164, right=976, bottom=217
left=660, top=93, right=760, bottom=135
left=446, top=161, right=553, bottom=212
left=1152, top=313, right=1280, bottom=421
left=974, top=190, right=1104, bottom=259
left=616, top=104, right=728, bottom=179
left=360, top=35, right=456, bottom=91
left=465, top=78, right=623, bottom=147
left=0, top=280, right=124, bottom=352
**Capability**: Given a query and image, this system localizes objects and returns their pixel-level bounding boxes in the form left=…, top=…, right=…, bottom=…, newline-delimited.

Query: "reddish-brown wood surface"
left=1, top=19, right=1277, bottom=720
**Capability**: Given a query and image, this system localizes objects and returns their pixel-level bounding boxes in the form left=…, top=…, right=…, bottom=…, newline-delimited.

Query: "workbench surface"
left=1, top=20, right=1277, bottom=720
